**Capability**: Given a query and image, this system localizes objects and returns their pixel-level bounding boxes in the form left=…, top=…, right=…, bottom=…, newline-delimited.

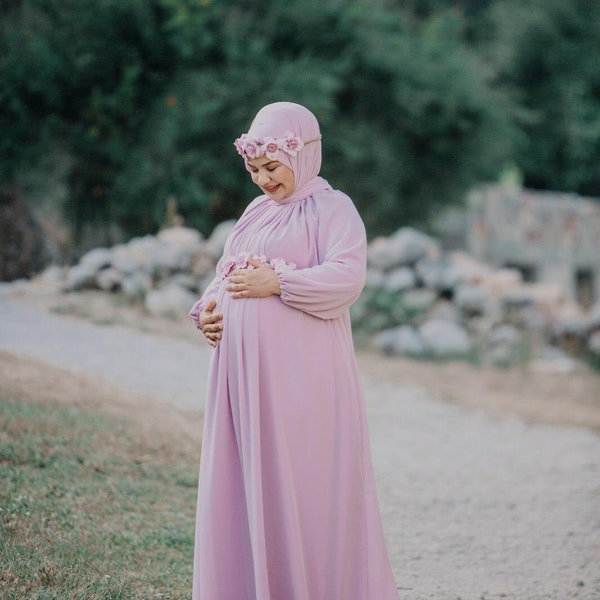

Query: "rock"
left=485, top=324, right=525, bottom=367
left=490, top=324, right=522, bottom=345
left=454, top=283, right=489, bottom=316
left=206, top=220, right=237, bottom=259
left=126, top=236, right=164, bottom=274
left=64, top=263, right=99, bottom=291
left=587, top=331, right=600, bottom=355
left=191, top=252, right=217, bottom=278
left=586, top=302, right=600, bottom=333
left=448, top=251, right=491, bottom=284
left=529, top=346, right=578, bottom=375
left=519, top=306, right=551, bottom=333
left=157, top=226, right=204, bottom=251
left=418, top=319, right=470, bottom=357
left=372, top=325, right=425, bottom=357
left=96, top=267, right=122, bottom=292
left=153, top=240, right=191, bottom=274
left=112, top=244, right=139, bottom=275
left=365, top=269, right=386, bottom=289
left=427, top=300, right=462, bottom=324
left=367, top=227, right=439, bottom=271
left=120, top=271, right=152, bottom=300
left=39, top=265, right=66, bottom=284
left=79, top=247, right=112, bottom=272
left=145, top=284, right=198, bottom=319
left=382, top=267, right=416, bottom=293
left=167, top=273, right=199, bottom=292
left=482, top=268, right=523, bottom=299
left=400, top=288, right=437, bottom=315
left=415, top=256, right=463, bottom=293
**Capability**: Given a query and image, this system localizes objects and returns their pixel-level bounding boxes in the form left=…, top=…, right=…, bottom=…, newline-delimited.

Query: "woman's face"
left=247, top=156, right=295, bottom=202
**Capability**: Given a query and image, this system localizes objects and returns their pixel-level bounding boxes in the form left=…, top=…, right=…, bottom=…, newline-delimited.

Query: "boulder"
left=367, top=227, right=439, bottom=271
left=372, top=325, right=425, bottom=357
left=157, top=226, right=204, bottom=252
left=365, top=269, right=386, bottom=289
left=145, top=284, right=197, bottom=319
left=96, top=267, right=122, bottom=292
left=400, top=288, right=437, bottom=315
left=191, top=252, right=217, bottom=278
left=482, top=268, right=522, bottom=299
left=418, top=319, right=470, bottom=357
left=382, top=267, right=416, bottom=293
left=427, top=300, right=462, bottom=324
left=448, top=251, right=491, bottom=284
left=586, top=302, right=600, bottom=333
left=206, top=220, right=237, bottom=259
left=415, top=256, right=462, bottom=293
left=529, top=346, right=578, bottom=375
left=454, top=283, right=489, bottom=316
left=120, top=271, right=152, bottom=300
left=79, top=247, right=112, bottom=272
left=153, top=240, right=191, bottom=274
left=587, top=331, right=600, bottom=355
left=485, top=324, right=525, bottom=367
left=64, top=263, right=99, bottom=291
left=112, top=244, right=140, bottom=275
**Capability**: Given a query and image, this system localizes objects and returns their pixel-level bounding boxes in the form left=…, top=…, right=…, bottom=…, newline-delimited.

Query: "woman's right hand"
left=199, top=299, right=223, bottom=348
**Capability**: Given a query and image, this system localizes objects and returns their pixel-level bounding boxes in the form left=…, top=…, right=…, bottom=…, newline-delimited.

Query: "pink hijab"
left=240, top=102, right=331, bottom=204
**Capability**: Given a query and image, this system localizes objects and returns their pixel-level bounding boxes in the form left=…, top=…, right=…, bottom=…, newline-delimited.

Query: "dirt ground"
left=6, top=281, right=600, bottom=435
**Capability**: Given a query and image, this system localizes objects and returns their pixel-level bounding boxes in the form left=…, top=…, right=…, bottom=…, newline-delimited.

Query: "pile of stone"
left=56, top=221, right=600, bottom=368
left=354, top=228, right=600, bottom=369
left=60, top=221, right=235, bottom=318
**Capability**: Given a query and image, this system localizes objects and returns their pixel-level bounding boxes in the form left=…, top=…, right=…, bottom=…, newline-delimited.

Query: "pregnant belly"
left=217, top=285, right=295, bottom=346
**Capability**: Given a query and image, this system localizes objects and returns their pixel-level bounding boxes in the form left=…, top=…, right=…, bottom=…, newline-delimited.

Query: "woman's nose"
left=257, top=171, right=271, bottom=185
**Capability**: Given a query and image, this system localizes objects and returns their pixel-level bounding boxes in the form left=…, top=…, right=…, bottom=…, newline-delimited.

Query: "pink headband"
left=234, top=132, right=322, bottom=161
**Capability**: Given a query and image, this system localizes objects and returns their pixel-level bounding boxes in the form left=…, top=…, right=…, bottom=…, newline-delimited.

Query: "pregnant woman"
left=189, top=101, right=398, bottom=600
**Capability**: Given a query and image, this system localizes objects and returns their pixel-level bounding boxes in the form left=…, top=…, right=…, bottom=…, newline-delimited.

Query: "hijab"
left=240, top=102, right=331, bottom=204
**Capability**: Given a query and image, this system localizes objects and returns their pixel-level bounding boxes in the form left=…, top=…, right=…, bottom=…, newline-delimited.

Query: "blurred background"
left=1, top=0, right=600, bottom=367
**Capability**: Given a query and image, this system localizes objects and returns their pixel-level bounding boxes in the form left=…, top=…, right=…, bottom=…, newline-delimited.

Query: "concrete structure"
left=466, top=185, right=600, bottom=308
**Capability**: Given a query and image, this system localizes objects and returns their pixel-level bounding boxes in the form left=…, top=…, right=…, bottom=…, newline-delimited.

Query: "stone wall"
left=467, top=185, right=600, bottom=308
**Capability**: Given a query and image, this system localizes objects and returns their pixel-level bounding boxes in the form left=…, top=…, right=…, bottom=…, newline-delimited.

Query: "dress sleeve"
left=273, top=193, right=367, bottom=320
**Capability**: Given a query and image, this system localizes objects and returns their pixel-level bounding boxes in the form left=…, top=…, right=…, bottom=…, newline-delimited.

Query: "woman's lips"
left=265, top=184, right=280, bottom=194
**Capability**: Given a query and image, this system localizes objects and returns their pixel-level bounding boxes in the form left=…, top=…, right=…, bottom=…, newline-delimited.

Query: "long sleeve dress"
left=190, top=188, right=399, bottom=600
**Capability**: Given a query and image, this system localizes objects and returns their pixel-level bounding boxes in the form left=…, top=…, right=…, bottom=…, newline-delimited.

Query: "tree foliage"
left=0, top=0, right=598, bottom=246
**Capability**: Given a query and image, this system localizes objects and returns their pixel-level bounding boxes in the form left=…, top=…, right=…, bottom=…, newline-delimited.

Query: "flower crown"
left=234, top=131, right=321, bottom=161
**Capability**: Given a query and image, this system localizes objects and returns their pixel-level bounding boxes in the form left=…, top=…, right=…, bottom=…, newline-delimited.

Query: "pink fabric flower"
left=263, top=137, right=281, bottom=161
left=233, top=134, right=248, bottom=156
left=221, top=253, right=294, bottom=278
left=282, top=131, right=304, bottom=157
left=244, top=140, right=260, bottom=159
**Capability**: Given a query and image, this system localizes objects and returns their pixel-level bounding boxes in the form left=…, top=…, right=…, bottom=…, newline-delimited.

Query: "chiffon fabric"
left=189, top=103, right=398, bottom=600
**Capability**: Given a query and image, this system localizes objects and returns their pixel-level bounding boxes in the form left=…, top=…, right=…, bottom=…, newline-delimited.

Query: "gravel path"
left=1, top=290, right=599, bottom=599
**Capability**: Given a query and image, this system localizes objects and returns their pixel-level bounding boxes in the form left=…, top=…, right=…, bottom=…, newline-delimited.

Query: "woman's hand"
left=227, top=258, right=281, bottom=299
left=199, top=299, right=223, bottom=348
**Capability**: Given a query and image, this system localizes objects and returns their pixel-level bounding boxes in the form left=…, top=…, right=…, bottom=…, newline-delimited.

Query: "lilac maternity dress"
left=190, top=188, right=398, bottom=600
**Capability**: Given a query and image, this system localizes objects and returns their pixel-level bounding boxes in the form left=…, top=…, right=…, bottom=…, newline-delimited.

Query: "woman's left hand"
left=226, top=258, right=281, bottom=299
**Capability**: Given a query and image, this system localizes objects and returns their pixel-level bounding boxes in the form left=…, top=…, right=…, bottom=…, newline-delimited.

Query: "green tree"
left=483, top=0, right=600, bottom=196
left=1, top=0, right=520, bottom=245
